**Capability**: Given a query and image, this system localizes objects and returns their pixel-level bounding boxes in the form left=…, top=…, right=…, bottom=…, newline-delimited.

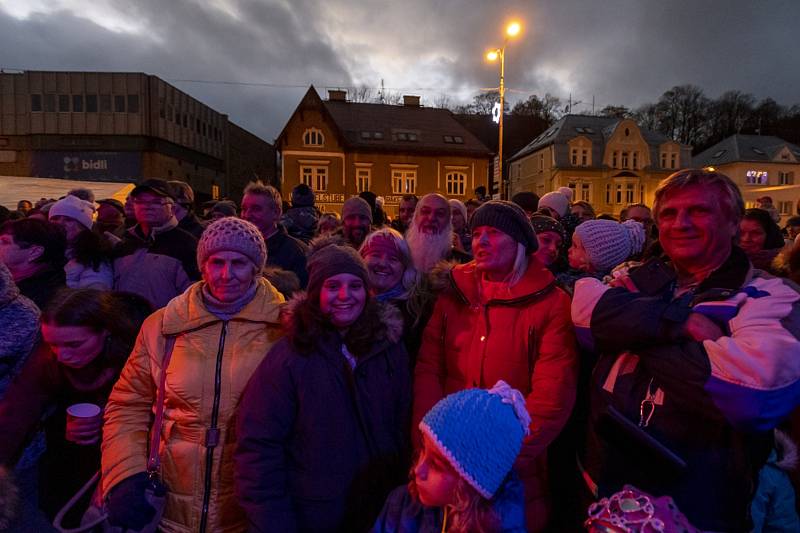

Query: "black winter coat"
left=234, top=295, right=410, bottom=533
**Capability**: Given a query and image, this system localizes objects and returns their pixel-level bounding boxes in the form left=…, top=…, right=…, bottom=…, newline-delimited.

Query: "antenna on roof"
left=379, top=79, right=385, bottom=104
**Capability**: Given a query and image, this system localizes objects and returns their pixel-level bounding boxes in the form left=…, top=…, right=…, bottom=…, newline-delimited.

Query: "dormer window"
left=303, top=128, right=324, bottom=147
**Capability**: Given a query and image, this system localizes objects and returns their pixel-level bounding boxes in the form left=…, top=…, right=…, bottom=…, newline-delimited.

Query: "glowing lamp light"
left=486, top=50, right=499, bottom=61
left=506, top=21, right=521, bottom=37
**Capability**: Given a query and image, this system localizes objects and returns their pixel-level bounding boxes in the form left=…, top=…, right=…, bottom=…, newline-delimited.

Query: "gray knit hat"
left=342, top=196, right=373, bottom=223
left=574, top=219, right=645, bottom=272
left=197, top=217, right=267, bottom=269
left=307, top=237, right=369, bottom=296
left=470, top=200, right=538, bottom=253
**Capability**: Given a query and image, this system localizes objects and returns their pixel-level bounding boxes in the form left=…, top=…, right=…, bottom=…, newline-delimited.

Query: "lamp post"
left=487, top=21, right=521, bottom=200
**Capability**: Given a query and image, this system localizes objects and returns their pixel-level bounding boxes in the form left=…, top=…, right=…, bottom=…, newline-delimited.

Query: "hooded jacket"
left=101, top=278, right=284, bottom=533
left=413, top=257, right=578, bottom=532
left=234, top=293, right=411, bottom=533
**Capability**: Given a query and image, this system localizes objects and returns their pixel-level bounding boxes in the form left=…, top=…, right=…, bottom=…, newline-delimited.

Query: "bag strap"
left=53, top=472, right=107, bottom=533
left=147, top=334, right=176, bottom=474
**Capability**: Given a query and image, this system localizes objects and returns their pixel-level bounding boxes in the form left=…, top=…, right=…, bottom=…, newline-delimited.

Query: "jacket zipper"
left=479, top=305, right=491, bottom=387
left=198, top=321, right=228, bottom=533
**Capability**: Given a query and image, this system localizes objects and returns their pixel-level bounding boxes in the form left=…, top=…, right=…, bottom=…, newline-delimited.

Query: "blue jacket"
left=234, top=294, right=410, bottom=532
left=372, top=475, right=527, bottom=533
left=571, top=248, right=800, bottom=531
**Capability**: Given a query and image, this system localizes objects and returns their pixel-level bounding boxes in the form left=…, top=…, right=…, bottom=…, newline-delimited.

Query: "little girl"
left=373, top=381, right=529, bottom=533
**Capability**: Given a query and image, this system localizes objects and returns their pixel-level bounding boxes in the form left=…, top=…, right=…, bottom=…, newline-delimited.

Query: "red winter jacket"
left=413, top=257, right=578, bottom=532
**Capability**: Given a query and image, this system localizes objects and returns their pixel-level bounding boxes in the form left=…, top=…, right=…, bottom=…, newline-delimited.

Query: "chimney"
left=328, top=89, right=347, bottom=102
left=403, top=95, right=421, bottom=107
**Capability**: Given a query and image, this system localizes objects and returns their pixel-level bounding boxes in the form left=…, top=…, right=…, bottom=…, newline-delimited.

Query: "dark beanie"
left=530, top=215, right=565, bottom=241
left=511, top=191, right=539, bottom=213
left=307, top=239, right=369, bottom=296
left=292, top=184, right=315, bottom=208
left=470, top=200, right=538, bottom=253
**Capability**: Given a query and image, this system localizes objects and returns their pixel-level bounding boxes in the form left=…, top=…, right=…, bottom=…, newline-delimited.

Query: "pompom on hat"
left=420, top=381, right=531, bottom=499
left=291, top=183, right=315, bottom=208
left=197, top=217, right=267, bottom=270
left=574, top=219, right=645, bottom=273
left=49, top=194, right=95, bottom=230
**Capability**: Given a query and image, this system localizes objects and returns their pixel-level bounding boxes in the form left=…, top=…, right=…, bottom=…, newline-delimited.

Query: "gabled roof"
left=508, top=114, right=673, bottom=163
left=452, top=113, right=548, bottom=161
left=277, top=86, right=491, bottom=158
left=693, top=134, right=800, bottom=167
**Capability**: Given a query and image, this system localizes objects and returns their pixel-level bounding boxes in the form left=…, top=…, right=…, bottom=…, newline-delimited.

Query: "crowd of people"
left=0, top=170, right=799, bottom=532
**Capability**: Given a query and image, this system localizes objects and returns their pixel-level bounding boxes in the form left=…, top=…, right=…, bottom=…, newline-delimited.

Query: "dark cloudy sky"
left=2, top=0, right=797, bottom=141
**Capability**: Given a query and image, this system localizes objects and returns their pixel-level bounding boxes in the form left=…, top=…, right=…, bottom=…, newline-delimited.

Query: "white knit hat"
left=48, top=194, right=95, bottom=229
left=539, top=191, right=570, bottom=217
left=574, top=219, right=645, bottom=272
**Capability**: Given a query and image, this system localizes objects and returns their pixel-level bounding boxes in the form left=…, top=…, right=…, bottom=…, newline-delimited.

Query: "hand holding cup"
left=66, top=403, right=103, bottom=445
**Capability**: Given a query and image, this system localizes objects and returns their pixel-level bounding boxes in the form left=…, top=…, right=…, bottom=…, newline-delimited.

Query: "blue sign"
left=31, top=151, right=142, bottom=182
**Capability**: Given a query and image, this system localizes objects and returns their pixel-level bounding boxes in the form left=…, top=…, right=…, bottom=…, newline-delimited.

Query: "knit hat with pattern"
left=574, top=219, right=645, bottom=273
left=470, top=200, right=538, bottom=253
left=420, top=381, right=531, bottom=498
left=197, top=217, right=266, bottom=269
left=49, top=194, right=95, bottom=230
left=306, top=236, right=369, bottom=296
left=530, top=215, right=565, bottom=242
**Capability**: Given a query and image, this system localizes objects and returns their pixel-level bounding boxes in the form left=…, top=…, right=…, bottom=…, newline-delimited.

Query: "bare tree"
left=511, top=93, right=563, bottom=126
left=350, top=85, right=374, bottom=103
left=599, top=105, right=631, bottom=119
left=433, top=93, right=452, bottom=109
left=654, top=85, right=710, bottom=146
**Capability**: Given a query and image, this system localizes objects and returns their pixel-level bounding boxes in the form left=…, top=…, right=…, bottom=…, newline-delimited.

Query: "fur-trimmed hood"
left=281, top=290, right=404, bottom=349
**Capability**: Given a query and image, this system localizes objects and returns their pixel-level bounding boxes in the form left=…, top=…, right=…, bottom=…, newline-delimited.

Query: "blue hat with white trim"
left=419, top=381, right=531, bottom=498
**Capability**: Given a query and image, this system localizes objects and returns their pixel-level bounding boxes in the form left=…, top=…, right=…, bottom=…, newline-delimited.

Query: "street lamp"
left=486, top=20, right=522, bottom=200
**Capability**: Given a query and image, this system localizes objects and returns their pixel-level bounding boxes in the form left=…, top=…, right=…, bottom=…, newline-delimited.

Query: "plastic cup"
left=66, top=403, right=102, bottom=419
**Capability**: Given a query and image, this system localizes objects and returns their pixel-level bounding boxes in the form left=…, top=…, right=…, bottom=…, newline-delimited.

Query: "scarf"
left=201, top=281, right=258, bottom=321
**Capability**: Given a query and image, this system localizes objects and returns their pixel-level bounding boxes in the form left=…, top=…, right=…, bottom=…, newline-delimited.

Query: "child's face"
left=414, top=433, right=460, bottom=507
left=568, top=234, right=592, bottom=272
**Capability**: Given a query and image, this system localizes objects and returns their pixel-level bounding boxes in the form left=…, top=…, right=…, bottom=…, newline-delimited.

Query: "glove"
left=106, top=472, right=156, bottom=530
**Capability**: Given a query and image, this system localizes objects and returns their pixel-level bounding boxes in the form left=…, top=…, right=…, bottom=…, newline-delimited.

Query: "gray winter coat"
left=0, top=263, right=39, bottom=398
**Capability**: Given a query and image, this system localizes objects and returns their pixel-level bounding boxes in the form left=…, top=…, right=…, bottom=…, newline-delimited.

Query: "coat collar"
left=161, top=277, right=284, bottom=335
left=449, top=256, right=557, bottom=307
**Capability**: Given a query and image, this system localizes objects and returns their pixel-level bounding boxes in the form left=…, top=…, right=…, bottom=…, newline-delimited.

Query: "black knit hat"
left=470, top=200, right=538, bottom=253
left=511, top=191, right=540, bottom=213
left=292, top=184, right=315, bottom=208
left=307, top=237, right=370, bottom=296
left=530, top=215, right=565, bottom=241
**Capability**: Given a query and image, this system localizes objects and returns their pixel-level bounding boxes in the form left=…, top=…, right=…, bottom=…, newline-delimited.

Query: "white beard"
left=406, top=220, right=453, bottom=273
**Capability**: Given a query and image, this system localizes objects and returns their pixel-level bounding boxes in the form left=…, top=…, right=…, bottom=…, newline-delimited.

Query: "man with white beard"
left=405, top=193, right=470, bottom=274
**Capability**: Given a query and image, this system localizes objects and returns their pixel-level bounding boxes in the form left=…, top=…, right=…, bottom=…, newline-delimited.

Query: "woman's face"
left=413, top=432, right=459, bottom=507
left=202, top=251, right=258, bottom=302
left=472, top=226, right=518, bottom=280
left=319, top=273, right=367, bottom=329
left=363, top=250, right=404, bottom=295
left=42, top=323, right=107, bottom=368
left=49, top=215, right=84, bottom=242
left=451, top=207, right=466, bottom=233
left=739, top=218, right=767, bottom=255
left=534, top=231, right=563, bottom=267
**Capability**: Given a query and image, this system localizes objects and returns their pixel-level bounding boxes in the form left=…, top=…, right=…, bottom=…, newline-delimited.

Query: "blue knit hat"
left=420, top=381, right=531, bottom=498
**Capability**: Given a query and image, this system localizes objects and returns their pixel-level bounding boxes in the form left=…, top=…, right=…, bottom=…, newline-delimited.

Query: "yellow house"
left=507, top=115, right=691, bottom=215
left=693, top=134, right=800, bottom=219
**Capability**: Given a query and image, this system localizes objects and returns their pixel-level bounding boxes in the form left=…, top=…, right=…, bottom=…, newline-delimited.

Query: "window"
left=569, top=182, right=591, bottom=202
left=443, top=135, right=453, bottom=143
left=303, top=128, right=324, bottom=146
left=632, top=151, right=638, bottom=169
left=361, top=131, right=371, bottom=140
left=780, top=201, right=793, bottom=215
left=396, top=132, right=408, bottom=141
left=621, top=152, right=629, bottom=169
left=31, top=94, right=42, bottom=112
left=615, top=183, right=623, bottom=204
left=660, top=152, right=667, bottom=168
left=392, top=169, right=416, bottom=194
left=373, top=132, right=384, bottom=140
left=183, top=114, right=188, bottom=128
left=711, top=149, right=726, bottom=159
left=571, top=148, right=578, bottom=165
left=453, top=136, right=463, bottom=143
left=44, top=94, right=56, bottom=112
left=752, top=147, right=766, bottom=156
left=625, top=183, right=636, bottom=204
left=58, top=94, right=70, bottom=112
left=86, top=94, right=97, bottom=112
left=605, top=184, right=612, bottom=205
left=300, top=166, right=328, bottom=191
left=779, top=171, right=794, bottom=185
left=72, top=95, right=83, bottom=113
left=100, top=94, right=112, bottom=113
left=127, top=95, right=139, bottom=113
left=356, top=168, right=371, bottom=193
left=746, top=170, right=768, bottom=185
left=612, top=151, right=618, bottom=168
left=670, top=153, right=677, bottom=169
left=446, top=172, right=467, bottom=196
left=581, top=149, right=588, bottom=166
left=407, top=133, right=418, bottom=141
left=114, top=95, right=126, bottom=113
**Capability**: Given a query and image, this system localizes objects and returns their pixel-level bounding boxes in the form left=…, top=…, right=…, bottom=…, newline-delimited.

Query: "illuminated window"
left=356, top=168, right=371, bottom=193
left=303, top=128, right=324, bottom=147
left=446, top=172, right=467, bottom=196
left=745, top=170, right=768, bottom=185
left=392, top=169, right=416, bottom=194
left=300, top=165, right=328, bottom=191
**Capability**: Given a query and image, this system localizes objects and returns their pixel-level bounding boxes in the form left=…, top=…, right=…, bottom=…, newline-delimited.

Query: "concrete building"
left=694, top=134, right=800, bottom=218
left=508, top=115, right=691, bottom=215
left=276, top=86, right=492, bottom=215
left=0, top=70, right=275, bottom=203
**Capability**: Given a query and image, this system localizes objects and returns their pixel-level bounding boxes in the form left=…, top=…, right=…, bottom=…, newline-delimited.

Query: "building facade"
left=508, top=115, right=691, bottom=215
left=0, top=70, right=275, bottom=202
left=694, top=134, right=800, bottom=218
left=277, top=87, right=492, bottom=215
